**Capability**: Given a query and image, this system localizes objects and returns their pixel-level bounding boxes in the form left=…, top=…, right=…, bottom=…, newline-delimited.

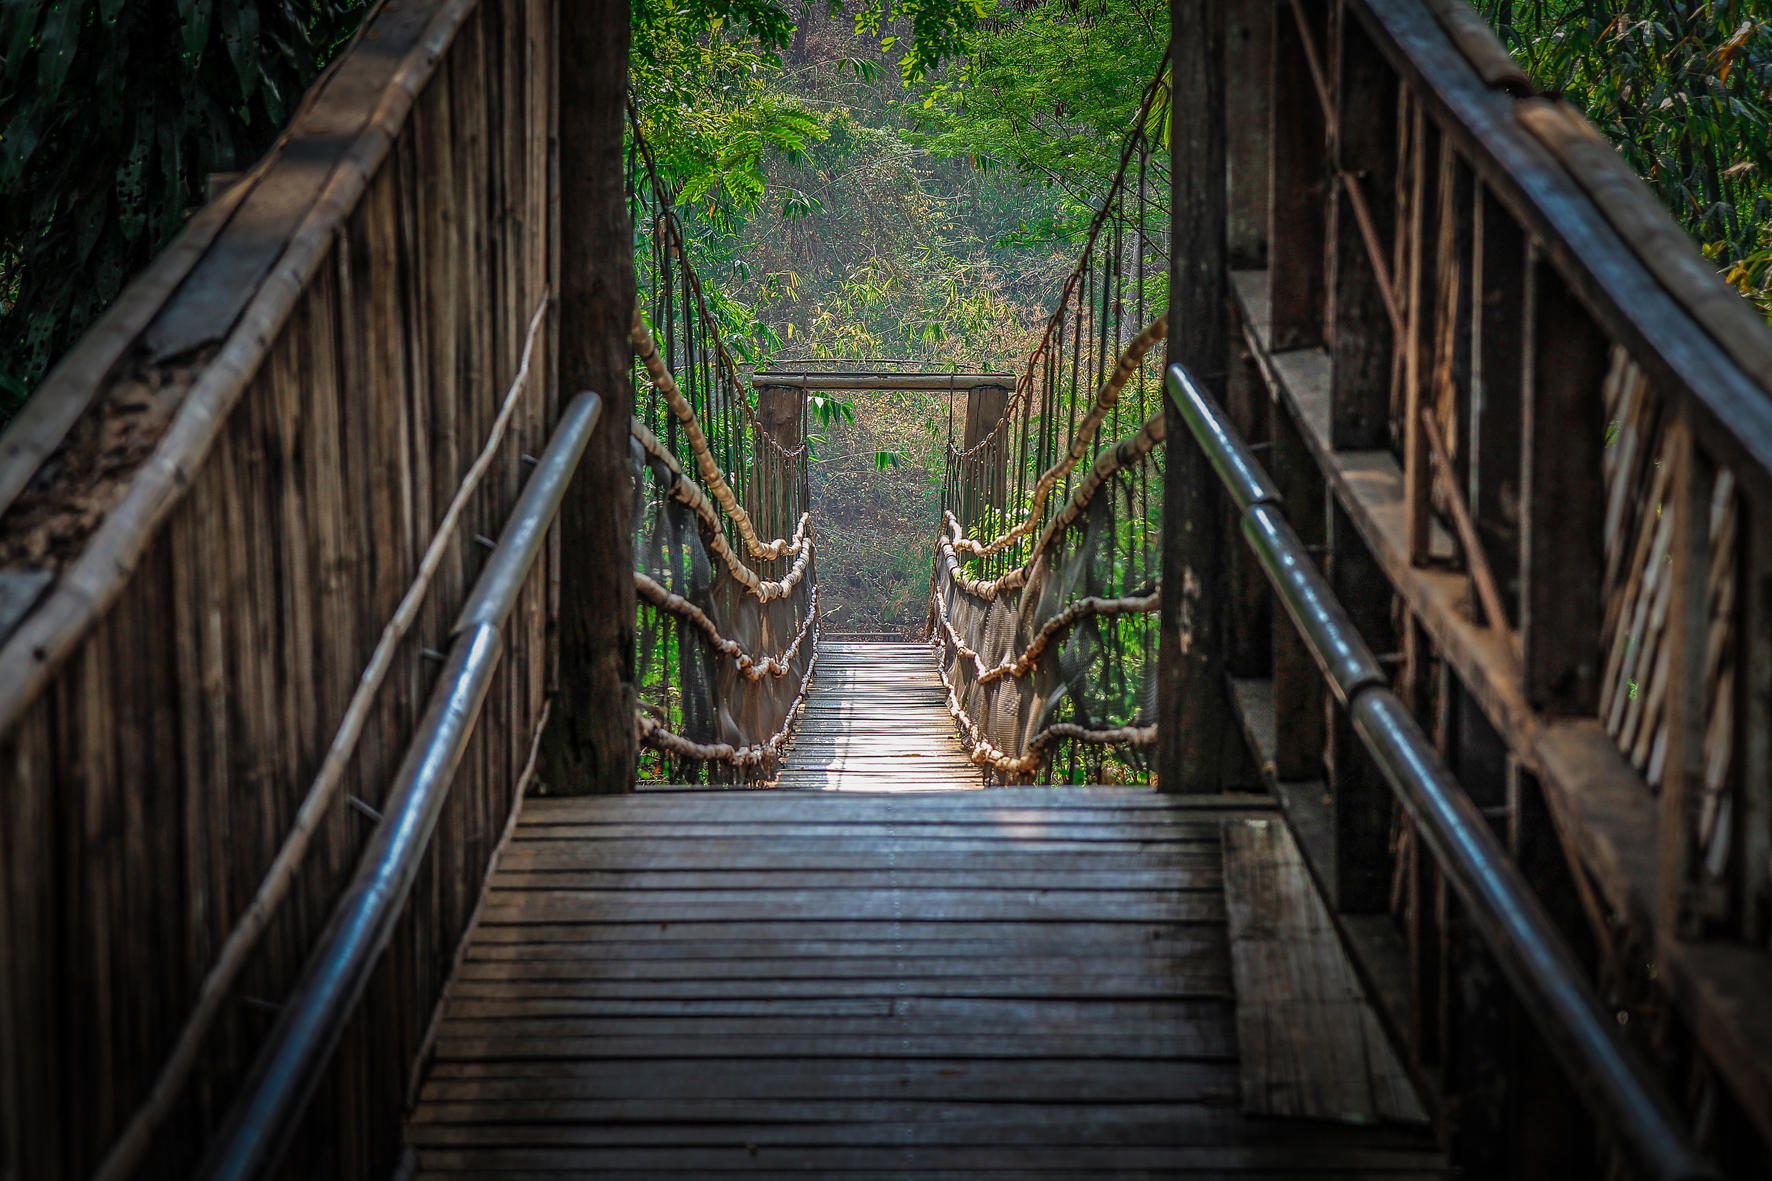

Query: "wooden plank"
left=1269, top=0, right=1329, bottom=349
left=1328, top=0, right=1400, bottom=449
left=404, top=1106, right=1421, bottom=1148
left=1226, top=0, right=1273, bottom=269
left=440, top=995, right=1235, bottom=1025
left=465, top=933, right=1217, bottom=958
left=443, top=974, right=1232, bottom=1001
left=1160, top=0, right=1237, bottom=795
left=457, top=950, right=1226, bottom=971
left=511, top=819, right=1222, bottom=837
left=1468, top=183, right=1527, bottom=624
left=421, top=1163, right=1445, bottom=1170
left=418, top=1058, right=1237, bottom=1102
left=1327, top=498, right=1396, bottom=913
left=410, top=1101, right=1263, bottom=1141
left=554, top=788, right=1260, bottom=810
left=489, top=867, right=1224, bottom=890
left=475, top=894, right=1224, bottom=926
left=1520, top=249, right=1611, bottom=714
left=432, top=1030, right=1236, bottom=1062
left=1221, top=817, right=1427, bottom=1123
left=469, top=919, right=1227, bottom=946
left=412, top=1143, right=1446, bottom=1171
left=1268, top=395, right=1329, bottom=780
left=495, top=850, right=1220, bottom=874
left=412, top=777, right=1442, bottom=1175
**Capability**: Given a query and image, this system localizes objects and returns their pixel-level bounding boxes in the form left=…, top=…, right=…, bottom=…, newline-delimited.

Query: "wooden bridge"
left=2, top=1, right=1772, bottom=1180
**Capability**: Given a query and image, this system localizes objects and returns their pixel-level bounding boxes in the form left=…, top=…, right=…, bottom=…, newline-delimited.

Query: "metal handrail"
left=195, top=391, right=604, bottom=1181
left=1167, top=363, right=1714, bottom=1181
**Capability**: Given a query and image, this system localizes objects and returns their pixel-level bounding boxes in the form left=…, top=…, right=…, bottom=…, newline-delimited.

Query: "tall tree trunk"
left=1158, top=0, right=1238, bottom=792
left=545, top=0, right=638, bottom=793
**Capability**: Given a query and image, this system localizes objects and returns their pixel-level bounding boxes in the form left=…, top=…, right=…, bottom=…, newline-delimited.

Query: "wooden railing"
left=1166, top=0, right=1772, bottom=1170
left=0, top=2, right=559, bottom=1178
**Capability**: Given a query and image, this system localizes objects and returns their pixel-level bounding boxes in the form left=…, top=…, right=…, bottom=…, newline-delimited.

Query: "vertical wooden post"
left=1269, top=0, right=1328, bottom=349
left=1160, top=0, right=1235, bottom=793
left=1327, top=501, right=1393, bottom=911
left=1741, top=494, right=1772, bottom=943
left=1437, top=676, right=1514, bottom=1177
left=543, top=0, right=638, bottom=793
left=1468, top=184, right=1527, bottom=624
left=1520, top=250, right=1609, bottom=714
left=1270, top=402, right=1327, bottom=780
left=1327, top=3, right=1398, bottom=450
left=1659, top=415, right=1717, bottom=940
left=1401, top=615, right=1441, bottom=1068
left=961, top=383, right=1010, bottom=529
left=753, top=384, right=806, bottom=548
left=1225, top=327, right=1272, bottom=677
left=1506, top=756, right=1602, bottom=1181
left=1225, top=0, right=1272, bottom=679
left=1402, top=105, right=1440, bottom=564
left=1225, top=0, right=1271, bottom=271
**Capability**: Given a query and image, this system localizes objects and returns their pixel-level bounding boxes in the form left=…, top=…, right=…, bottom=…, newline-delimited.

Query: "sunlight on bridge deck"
left=775, top=642, right=982, bottom=791
left=406, top=787, right=1443, bottom=1176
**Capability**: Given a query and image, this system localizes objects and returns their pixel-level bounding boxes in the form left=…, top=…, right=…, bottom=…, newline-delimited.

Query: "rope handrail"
left=630, top=417, right=813, bottom=602
left=948, top=315, right=1167, bottom=560
left=636, top=573, right=819, bottom=680
left=633, top=314, right=809, bottom=562
left=937, top=408, right=1167, bottom=600
left=87, top=295, right=550, bottom=1181
left=929, top=632, right=1156, bottom=774
left=627, top=99, right=808, bottom=464
left=629, top=412, right=807, bottom=562
left=946, top=44, right=1172, bottom=463
left=639, top=603, right=822, bottom=770
left=930, top=582, right=1160, bottom=684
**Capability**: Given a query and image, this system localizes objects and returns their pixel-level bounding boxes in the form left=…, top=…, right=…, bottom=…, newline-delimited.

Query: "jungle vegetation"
left=0, top=1, right=1766, bottom=507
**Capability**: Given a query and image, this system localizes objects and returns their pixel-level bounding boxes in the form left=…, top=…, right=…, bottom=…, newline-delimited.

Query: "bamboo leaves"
left=1492, top=0, right=1772, bottom=318
left=0, top=0, right=362, bottom=420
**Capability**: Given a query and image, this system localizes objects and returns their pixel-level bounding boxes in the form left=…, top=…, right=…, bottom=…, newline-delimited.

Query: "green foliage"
left=907, top=0, right=1168, bottom=240
left=1488, top=0, right=1772, bottom=317
left=0, top=1, right=366, bottom=422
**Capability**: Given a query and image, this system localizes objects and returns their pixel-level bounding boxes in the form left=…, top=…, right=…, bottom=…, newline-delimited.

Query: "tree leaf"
left=177, top=0, right=212, bottom=63
left=218, top=0, right=259, bottom=101
left=0, top=105, right=42, bottom=189
left=36, top=0, right=90, bottom=103
left=1, top=0, right=48, bottom=82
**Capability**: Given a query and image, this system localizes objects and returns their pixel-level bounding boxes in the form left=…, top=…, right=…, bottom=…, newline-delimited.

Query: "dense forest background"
left=632, top=0, right=1165, bottom=632
left=0, top=0, right=1766, bottom=631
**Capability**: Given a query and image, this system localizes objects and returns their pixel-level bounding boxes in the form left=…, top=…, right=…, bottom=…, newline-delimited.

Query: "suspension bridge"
left=2, top=1, right=1771, bottom=1179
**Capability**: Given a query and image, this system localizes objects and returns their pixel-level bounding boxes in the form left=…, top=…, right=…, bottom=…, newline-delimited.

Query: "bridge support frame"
left=545, top=0, right=640, bottom=793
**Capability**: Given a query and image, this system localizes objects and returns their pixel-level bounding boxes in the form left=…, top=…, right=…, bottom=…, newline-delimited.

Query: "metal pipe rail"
left=1167, top=363, right=1714, bottom=1181
left=194, top=391, right=604, bottom=1181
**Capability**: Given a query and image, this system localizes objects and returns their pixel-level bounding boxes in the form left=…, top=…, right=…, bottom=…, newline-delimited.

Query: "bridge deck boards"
left=776, top=642, right=981, bottom=791
left=408, top=785, right=1444, bottom=1177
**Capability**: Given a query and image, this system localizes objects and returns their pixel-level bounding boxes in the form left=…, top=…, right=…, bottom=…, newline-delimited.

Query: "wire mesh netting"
left=628, top=110, right=818, bottom=785
left=931, top=51, right=1172, bottom=786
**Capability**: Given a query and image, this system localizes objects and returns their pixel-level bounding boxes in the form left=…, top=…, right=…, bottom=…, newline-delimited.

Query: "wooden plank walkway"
left=407, top=787, right=1445, bottom=1177
left=775, top=642, right=981, bottom=791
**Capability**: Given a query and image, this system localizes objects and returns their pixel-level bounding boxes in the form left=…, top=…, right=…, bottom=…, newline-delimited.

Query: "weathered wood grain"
left=776, top=642, right=979, bottom=790
left=0, top=4, right=556, bottom=1179
left=408, top=788, right=1442, bottom=1175
left=1222, top=816, right=1427, bottom=1124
